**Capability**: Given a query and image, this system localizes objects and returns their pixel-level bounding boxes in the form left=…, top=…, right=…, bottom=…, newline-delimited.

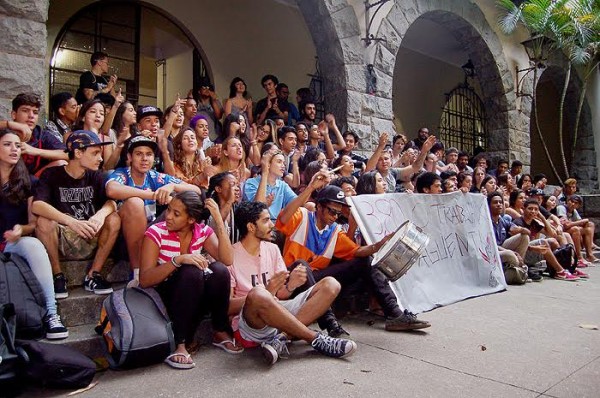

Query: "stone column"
left=0, top=0, right=49, bottom=117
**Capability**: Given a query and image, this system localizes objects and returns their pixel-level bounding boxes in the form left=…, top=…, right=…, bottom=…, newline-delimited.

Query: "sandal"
left=164, top=353, right=195, bottom=369
left=212, top=339, right=244, bottom=354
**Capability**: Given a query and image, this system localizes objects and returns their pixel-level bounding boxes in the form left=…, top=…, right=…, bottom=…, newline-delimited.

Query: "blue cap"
left=65, top=130, right=112, bottom=152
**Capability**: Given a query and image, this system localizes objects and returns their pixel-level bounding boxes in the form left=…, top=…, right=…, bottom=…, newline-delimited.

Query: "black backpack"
left=0, top=303, right=27, bottom=395
left=0, top=252, right=46, bottom=339
left=553, top=244, right=577, bottom=274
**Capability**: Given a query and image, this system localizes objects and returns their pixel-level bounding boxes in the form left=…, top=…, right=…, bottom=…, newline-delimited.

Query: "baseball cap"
left=136, top=105, right=163, bottom=122
left=127, top=135, right=158, bottom=154
left=65, top=130, right=112, bottom=152
left=569, top=194, right=583, bottom=204
left=528, top=188, right=544, bottom=196
left=316, top=185, right=350, bottom=207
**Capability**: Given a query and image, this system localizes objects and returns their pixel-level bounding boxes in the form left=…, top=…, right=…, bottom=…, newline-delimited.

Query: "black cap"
left=528, top=188, right=544, bottom=196
left=136, top=105, right=163, bottom=122
left=65, top=130, right=112, bottom=152
left=127, top=135, right=158, bottom=154
left=316, top=185, right=350, bottom=207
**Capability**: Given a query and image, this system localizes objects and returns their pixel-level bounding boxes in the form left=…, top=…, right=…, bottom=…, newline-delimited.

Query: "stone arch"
left=371, top=1, right=517, bottom=161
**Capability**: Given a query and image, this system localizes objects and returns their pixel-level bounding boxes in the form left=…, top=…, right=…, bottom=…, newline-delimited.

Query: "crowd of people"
left=0, top=51, right=596, bottom=369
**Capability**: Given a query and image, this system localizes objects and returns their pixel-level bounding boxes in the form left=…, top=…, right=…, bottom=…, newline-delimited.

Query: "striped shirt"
left=145, top=221, right=214, bottom=265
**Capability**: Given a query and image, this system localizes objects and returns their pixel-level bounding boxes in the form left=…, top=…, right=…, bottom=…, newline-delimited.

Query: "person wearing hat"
left=556, top=194, right=599, bottom=266
left=135, top=105, right=175, bottom=174
left=276, top=172, right=431, bottom=331
left=106, top=135, right=201, bottom=278
left=32, top=130, right=121, bottom=297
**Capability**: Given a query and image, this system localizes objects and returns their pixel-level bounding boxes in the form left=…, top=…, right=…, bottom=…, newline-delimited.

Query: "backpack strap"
left=6, top=253, right=46, bottom=309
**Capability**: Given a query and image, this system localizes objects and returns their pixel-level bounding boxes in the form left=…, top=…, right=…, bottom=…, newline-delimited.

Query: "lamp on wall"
left=361, top=0, right=391, bottom=46
left=461, top=59, right=475, bottom=85
left=515, top=34, right=552, bottom=98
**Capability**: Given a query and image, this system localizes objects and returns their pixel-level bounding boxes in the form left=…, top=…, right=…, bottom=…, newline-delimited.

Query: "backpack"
left=95, top=286, right=175, bottom=369
left=0, top=303, right=27, bottom=395
left=16, top=339, right=96, bottom=390
left=553, top=244, right=577, bottom=274
left=0, top=252, right=46, bottom=339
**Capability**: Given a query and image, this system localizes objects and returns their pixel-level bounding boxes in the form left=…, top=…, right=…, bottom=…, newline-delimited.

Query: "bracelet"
left=285, top=283, right=295, bottom=293
left=171, top=256, right=181, bottom=268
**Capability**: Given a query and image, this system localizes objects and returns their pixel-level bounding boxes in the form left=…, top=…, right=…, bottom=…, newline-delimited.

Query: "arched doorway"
left=49, top=1, right=209, bottom=108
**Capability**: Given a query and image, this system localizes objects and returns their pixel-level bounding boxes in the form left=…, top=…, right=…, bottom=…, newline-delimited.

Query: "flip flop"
left=212, top=339, right=244, bottom=354
left=164, top=353, right=195, bottom=369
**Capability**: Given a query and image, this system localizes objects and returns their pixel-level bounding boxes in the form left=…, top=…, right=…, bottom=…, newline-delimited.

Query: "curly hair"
left=172, top=127, right=204, bottom=180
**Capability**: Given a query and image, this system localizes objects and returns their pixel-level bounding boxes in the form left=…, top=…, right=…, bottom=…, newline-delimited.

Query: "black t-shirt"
left=34, top=166, right=107, bottom=220
left=0, top=176, right=37, bottom=237
left=76, top=71, right=109, bottom=104
left=254, top=97, right=289, bottom=122
left=513, top=217, right=544, bottom=239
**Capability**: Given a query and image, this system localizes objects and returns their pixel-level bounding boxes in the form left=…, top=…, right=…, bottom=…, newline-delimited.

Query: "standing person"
left=140, top=191, right=243, bottom=370
left=33, top=131, right=121, bottom=297
left=298, top=99, right=317, bottom=127
left=277, top=83, right=299, bottom=125
left=0, top=129, right=68, bottom=339
left=407, top=127, right=430, bottom=150
left=228, top=201, right=356, bottom=365
left=44, top=92, right=79, bottom=142
left=195, top=78, right=223, bottom=142
left=277, top=178, right=431, bottom=332
left=224, top=77, right=253, bottom=125
left=255, top=75, right=288, bottom=125
left=75, top=51, right=117, bottom=104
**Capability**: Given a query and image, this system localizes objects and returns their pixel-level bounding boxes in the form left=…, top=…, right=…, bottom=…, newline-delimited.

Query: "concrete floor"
left=29, top=266, right=600, bottom=398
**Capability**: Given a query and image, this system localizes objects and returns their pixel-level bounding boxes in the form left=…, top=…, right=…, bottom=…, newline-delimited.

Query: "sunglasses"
left=324, top=205, right=343, bottom=218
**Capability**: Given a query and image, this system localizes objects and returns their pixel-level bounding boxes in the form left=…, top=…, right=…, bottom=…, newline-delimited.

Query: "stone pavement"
left=29, top=266, right=600, bottom=398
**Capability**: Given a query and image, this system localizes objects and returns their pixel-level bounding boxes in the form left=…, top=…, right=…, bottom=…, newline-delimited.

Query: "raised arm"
left=365, top=132, right=389, bottom=172
left=396, top=135, right=436, bottom=181
left=278, top=170, right=329, bottom=225
left=325, top=113, right=346, bottom=151
left=202, top=198, right=233, bottom=266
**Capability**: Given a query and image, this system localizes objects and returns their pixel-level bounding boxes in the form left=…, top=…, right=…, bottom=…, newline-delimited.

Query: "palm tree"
left=497, top=0, right=600, bottom=182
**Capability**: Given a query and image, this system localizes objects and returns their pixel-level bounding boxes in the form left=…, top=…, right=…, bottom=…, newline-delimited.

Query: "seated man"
left=44, top=92, right=79, bottom=142
left=33, top=131, right=121, bottom=297
left=487, top=192, right=532, bottom=283
left=228, top=201, right=356, bottom=365
left=512, top=199, right=586, bottom=280
left=557, top=194, right=599, bottom=265
left=415, top=172, right=443, bottom=194
left=105, top=136, right=201, bottom=275
left=276, top=174, right=431, bottom=331
left=1, top=93, right=68, bottom=176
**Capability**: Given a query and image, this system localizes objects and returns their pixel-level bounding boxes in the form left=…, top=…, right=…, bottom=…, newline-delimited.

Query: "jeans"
left=5, top=237, right=57, bottom=315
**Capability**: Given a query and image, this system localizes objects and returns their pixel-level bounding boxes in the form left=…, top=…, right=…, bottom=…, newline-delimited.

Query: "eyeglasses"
left=324, top=205, right=343, bottom=218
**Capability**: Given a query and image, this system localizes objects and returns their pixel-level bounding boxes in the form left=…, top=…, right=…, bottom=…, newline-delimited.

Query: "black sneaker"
left=53, top=273, right=68, bottom=299
left=327, top=320, right=350, bottom=338
left=385, top=309, right=431, bottom=331
left=528, top=271, right=543, bottom=282
left=261, top=333, right=290, bottom=365
left=44, top=313, right=69, bottom=340
left=83, top=272, right=113, bottom=295
left=311, top=332, right=357, bottom=358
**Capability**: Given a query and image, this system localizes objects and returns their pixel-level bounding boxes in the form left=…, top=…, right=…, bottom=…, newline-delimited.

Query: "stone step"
left=43, top=324, right=105, bottom=360
left=57, top=285, right=126, bottom=327
left=61, top=259, right=130, bottom=288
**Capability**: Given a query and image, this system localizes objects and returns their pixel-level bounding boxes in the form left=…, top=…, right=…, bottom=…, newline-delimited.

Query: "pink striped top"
left=145, top=221, right=214, bottom=265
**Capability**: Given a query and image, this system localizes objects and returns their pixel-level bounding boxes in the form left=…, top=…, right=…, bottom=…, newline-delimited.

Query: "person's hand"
left=206, top=144, right=222, bottom=161
left=288, top=265, right=307, bottom=290
left=421, top=135, right=437, bottom=153
left=179, top=253, right=210, bottom=270
left=204, top=198, right=221, bottom=219
left=155, top=184, right=174, bottom=205
left=20, top=142, right=38, bottom=156
left=172, top=93, right=185, bottom=113
left=553, top=187, right=562, bottom=197
left=448, top=163, right=459, bottom=173
left=318, top=120, right=329, bottom=140
left=3, top=224, right=23, bottom=243
left=515, top=252, right=524, bottom=266
left=480, top=187, right=488, bottom=196
left=261, top=150, right=275, bottom=175
left=113, top=88, right=124, bottom=106
left=309, top=170, right=330, bottom=191
left=156, top=129, right=169, bottom=152
left=375, top=232, right=394, bottom=252
left=209, top=89, right=218, bottom=101
left=459, top=186, right=469, bottom=193
left=66, top=218, right=96, bottom=240
left=266, top=192, right=275, bottom=207
left=325, top=113, right=336, bottom=126
left=266, top=270, right=288, bottom=296
left=8, top=122, right=32, bottom=142
left=139, top=129, right=153, bottom=138
left=248, top=123, right=258, bottom=142
left=291, top=148, right=302, bottom=163
left=378, top=132, right=389, bottom=148
left=87, top=215, right=105, bottom=235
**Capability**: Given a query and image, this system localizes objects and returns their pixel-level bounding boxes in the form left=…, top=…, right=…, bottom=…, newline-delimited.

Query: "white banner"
left=347, top=191, right=506, bottom=313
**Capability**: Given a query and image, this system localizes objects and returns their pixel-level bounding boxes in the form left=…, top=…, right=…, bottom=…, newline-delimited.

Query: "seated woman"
left=331, top=154, right=358, bottom=185
left=207, top=171, right=240, bottom=244
left=517, top=173, right=533, bottom=192
left=215, top=136, right=250, bottom=184
left=505, top=189, right=526, bottom=220
left=471, top=166, right=486, bottom=193
left=479, top=175, right=497, bottom=196
left=165, top=127, right=213, bottom=189
left=140, top=191, right=242, bottom=370
left=0, top=129, right=68, bottom=339
left=71, top=99, right=114, bottom=170
left=457, top=171, right=472, bottom=193
left=104, top=101, right=137, bottom=170
left=162, top=103, right=185, bottom=140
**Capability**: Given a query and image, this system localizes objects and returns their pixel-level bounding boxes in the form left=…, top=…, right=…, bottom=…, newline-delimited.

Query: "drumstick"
left=330, top=165, right=343, bottom=173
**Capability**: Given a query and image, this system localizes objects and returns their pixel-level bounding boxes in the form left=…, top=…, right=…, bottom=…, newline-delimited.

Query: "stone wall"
left=0, top=0, right=49, bottom=118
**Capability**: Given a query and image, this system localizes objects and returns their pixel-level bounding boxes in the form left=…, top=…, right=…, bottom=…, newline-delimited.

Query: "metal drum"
left=371, top=221, right=430, bottom=282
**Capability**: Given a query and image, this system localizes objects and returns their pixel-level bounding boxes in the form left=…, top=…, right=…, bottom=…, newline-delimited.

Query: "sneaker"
left=528, top=271, right=543, bottom=282
left=327, top=320, right=350, bottom=338
left=553, top=270, right=580, bottom=281
left=53, top=273, right=68, bottom=299
left=576, top=259, right=589, bottom=268
left=43, top=313, right=68, bottom=340
left=83, top=272, right=113, bottom=295
left=311, top=332, right=357, bottom=359
left=385, top=310, right=431, bottom=331
left=572, top=269, right=589, bottom=279
left=261, top=333, right=290, bottom=365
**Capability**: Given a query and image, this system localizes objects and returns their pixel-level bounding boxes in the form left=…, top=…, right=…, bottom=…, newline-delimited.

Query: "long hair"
left=172, top=191, right=206, bottom=223
left=219, top=136, right=246, bottom=176
left=0, top=130, right=31, bottom=204
left=173, top=127, right=203, bottom=180
left=112, top=101, right=137, bottom=134
left=356, top=170, right=379, bottom=195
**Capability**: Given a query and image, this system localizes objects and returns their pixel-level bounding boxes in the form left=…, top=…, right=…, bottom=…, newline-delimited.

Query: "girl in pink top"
left=140, top=191, right=242, bottom=370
